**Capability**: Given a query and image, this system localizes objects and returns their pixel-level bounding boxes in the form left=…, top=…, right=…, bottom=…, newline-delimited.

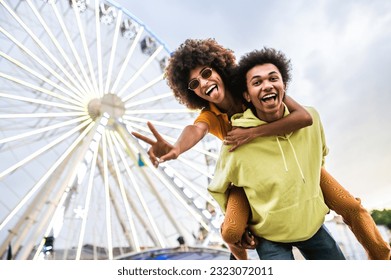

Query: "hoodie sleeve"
left=208, top=146, right=236, bottom=214
left=308, top=107, right=329, bottom=166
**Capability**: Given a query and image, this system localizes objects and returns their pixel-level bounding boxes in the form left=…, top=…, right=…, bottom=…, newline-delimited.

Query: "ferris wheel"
left=0, top=0, right=223, bottom=260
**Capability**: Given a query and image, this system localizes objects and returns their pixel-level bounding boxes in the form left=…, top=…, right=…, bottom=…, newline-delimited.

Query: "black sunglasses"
left=188, top=68, right=213, bottom=90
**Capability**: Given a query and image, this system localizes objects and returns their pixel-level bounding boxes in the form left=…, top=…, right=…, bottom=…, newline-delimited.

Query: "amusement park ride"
left=0, top=0, right=227, bottom=260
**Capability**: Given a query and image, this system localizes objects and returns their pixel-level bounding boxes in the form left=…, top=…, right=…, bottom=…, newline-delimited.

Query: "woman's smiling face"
left=188, top=66, right=226, bottom=104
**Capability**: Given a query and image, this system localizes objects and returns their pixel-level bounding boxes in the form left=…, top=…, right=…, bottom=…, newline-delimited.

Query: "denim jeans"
left=255, top=225, right=346, bottom=260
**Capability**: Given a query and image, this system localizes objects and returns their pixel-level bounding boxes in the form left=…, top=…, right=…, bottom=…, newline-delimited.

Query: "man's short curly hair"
left=233, top=47, right=292, bottom=102
left=165, top=38, right=237, bottom=110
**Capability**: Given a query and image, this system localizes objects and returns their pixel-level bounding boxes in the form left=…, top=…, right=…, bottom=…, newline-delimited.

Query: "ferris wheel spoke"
left=33, top=185, right=73, bottom=260
left=71, top=0, right=99, bottom=97
left=0, top=120, right=96, bottom=233
left=99, top=130, right=114, bottom=260
left=110, top=25, right=145, bottom=94
left=103, top=10, right=122, bottom=95
left=117, top=45, right=164, bottom=97
left=121, top=73, right=164, bottom=103
left=0, top=112, right=87, bottom=119
left=24, top=0, right=90, bottom=100
left=0, top=115, right=89, bottom=145
left=16, top=155, right=76, bottom=260
left=1, top=1, right=91, bottom=98
left=35, top=118, right=104, bottom=260
left=0, top=26, right=86, bottom=98
left=0, top=119, right=92, bottom=180
left=35, top=159, right=99, bottom=260
left=0, top=71, right=85, bottom=107
left=50, top=2, right=96, bottom=97
left=0, top=51, right=85, bottom=105
left=176, top=157, right=214, bottom=180
left=116, top=126, right=195, bottom=247
left=162, top=165, right=218, bottom=208
left=111, top=131, right=166, bottom=247
left=75, top=131, right=100, bottom=260
left=0, top=92, right=84, bottom=112
left=123, top=92, right=173, bottom=109
left=125, top=108, right=192, bottom=115
left=117, top=126, right=211, bottom=233
left=123, top=116, right=185, bottom=130
left=94, top=0, right=104, bottom=97
left=106, top=132, right=140, bottom=251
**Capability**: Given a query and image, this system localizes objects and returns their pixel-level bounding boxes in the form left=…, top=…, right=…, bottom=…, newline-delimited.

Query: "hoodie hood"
left=231, top=104, right=290, bottom=128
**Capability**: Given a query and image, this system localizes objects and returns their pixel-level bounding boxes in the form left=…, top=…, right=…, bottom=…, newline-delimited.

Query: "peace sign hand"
left=132, top=122, right=179, bottom=167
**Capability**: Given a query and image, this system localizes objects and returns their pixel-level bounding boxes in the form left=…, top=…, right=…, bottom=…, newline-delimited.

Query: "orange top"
left=193, top=103, right=232, bottom=140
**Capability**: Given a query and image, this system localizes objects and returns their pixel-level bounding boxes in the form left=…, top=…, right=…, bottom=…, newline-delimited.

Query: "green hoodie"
left=208, top=106, right=329, bottom=242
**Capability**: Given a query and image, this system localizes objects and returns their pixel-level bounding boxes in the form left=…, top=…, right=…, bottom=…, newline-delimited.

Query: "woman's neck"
left=217, top=93, right=242, bottom=117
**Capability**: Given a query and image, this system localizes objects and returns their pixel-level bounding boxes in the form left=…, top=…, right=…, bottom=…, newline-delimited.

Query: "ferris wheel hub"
left=87, top=93, right=125, bottom=120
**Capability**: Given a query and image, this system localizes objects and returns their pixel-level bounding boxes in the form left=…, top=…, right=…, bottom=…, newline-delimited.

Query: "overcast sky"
left=112, top=0, right=391, bottom=209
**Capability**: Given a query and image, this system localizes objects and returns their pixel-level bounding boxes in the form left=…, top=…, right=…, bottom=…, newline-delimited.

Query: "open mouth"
left=205, top=85, right=217, bottom=96
left=261, top=93, right=277, bottom=102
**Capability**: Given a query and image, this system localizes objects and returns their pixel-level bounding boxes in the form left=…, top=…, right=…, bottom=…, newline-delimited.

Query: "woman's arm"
left=132, top=121, right=208, bottom=166
left=224, top=95, right=313, bottom=151
left=169, top=122, right=209, bottom=160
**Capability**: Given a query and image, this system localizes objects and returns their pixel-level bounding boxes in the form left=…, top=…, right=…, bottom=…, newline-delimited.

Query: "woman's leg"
left=320, top=168, right=391, bottom=260
left=221, top=187, right=250, bottom=260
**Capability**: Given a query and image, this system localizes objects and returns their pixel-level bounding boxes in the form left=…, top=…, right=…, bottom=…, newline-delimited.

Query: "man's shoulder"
left=304, top=106, right=320, bottom=119
left=304, top=105, right=317, bottom=112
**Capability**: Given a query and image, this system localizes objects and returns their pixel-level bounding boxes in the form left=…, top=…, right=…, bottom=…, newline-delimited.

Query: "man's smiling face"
left=244, top=63, right=286, bottom=122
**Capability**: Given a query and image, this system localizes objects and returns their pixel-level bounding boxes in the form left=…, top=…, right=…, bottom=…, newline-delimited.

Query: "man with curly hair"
left=208, top=47, right=346, bottom=259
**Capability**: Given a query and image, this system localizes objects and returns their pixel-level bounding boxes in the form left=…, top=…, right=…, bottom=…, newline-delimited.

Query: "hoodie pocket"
left=251, top=196, right=329, bottom=242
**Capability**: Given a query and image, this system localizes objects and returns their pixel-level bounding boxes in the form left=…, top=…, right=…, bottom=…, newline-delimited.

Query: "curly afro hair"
left=165, top=38, right=237, bottom=110
left=233, top=47, right=292, bottom=102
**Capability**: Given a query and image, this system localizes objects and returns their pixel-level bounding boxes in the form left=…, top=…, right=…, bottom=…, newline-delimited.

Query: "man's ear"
left=243, top=91, right=251, bottom=102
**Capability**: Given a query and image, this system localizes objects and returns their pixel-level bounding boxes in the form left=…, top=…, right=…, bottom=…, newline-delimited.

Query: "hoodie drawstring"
left=276, top=136, right=306, bottom=183
left=276, top=137, right=288, bottom=172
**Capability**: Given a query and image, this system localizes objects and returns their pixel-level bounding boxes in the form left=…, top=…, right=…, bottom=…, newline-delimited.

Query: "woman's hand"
left=132, top=122, right=179, bottom=167
left=240, top=228, right=259, bottom=249
left=224, top=127, right=256, bottom=152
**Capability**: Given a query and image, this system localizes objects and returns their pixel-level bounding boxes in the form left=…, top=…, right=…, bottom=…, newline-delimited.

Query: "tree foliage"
left=371, top=209, right=391, bottom=229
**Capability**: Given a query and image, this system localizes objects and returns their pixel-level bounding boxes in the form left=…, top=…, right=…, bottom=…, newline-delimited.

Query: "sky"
left=113, top=0, right=391, bottom=209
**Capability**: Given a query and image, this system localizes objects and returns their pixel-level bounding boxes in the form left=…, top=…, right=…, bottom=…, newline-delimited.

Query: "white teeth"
left=261, top=93, right=277, bottom=101
left=206, top=85, right=216, bottom=96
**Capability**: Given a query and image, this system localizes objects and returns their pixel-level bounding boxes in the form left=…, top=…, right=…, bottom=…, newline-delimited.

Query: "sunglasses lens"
left=201, top=68, right=212, bottom=79
left=188, top=79, right=200, bottom=90
left=188, top=68, right=212, bottom=90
